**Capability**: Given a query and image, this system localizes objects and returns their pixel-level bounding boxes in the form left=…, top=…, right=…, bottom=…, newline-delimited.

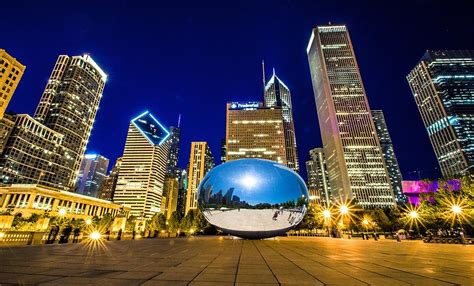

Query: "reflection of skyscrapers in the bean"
left=199, top=182, right=306, bottom=210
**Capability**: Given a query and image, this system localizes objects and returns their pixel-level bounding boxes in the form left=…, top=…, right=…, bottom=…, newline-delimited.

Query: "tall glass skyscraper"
left=264, top=70, right=299, bottom=172
left=185, top=142, right=214, bottom=213
left=166, top=125, right=181, bottom=177
left=114, top=111, right=171, bottom=218
left=307, top=24, right=395, bottom=207
left=76, top=154, right=109, bottom=198
left=98, top=157, right=122, bottom=201
left=407, top=50, right=474, bottom=177
left=34, top=54, right=107, bottom=189
left=306, top=148, right=331, bottom=207
left=372, top=110, right=406, bottom=204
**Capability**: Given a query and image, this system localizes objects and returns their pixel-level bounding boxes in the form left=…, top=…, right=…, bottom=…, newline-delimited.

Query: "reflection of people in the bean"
left=273, top=211, right=278, bottom=220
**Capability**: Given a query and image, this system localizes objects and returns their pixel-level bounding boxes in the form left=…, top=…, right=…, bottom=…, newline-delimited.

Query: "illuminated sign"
left=229, top=102, right=262, bottom=110
left=131, top=111, right=171, bottom=146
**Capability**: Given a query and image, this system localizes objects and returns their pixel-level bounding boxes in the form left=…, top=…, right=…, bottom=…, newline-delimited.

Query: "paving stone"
left=0, top=237, right=471, bottom=285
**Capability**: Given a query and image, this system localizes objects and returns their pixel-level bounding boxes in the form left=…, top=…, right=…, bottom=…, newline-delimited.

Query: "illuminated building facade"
left=307, top=24, right=395, bottom=207
left=0, top=114, right=15, bottom=154
left=185, top=142, right=214, bottom=213
left=264, top=70, right=299, bottom=172
left=225, top=102, right=287, bottom=165
left=76, top=154, right=109, bottom=198
left=162, top=174, right=179, bottom=220
left=0, top=184, right=130, bottom=219
left=98, top=157, right=122, bottom=201
left=372, top=110, right=407, bottom=204
left=0, top=49, right=25, bottom=119
left=34, top=54, right=107, bottom=189
left=0, top=114, right=70, bottom=189
left=407, top=50, right=474, bottom=177
left=166, top=125, right=181, bottom=177
left=305, top=160, right=319, bottom=206
left=306, top=148, right=331, bottom=207
left=114, top=111, right=171, bottom=218
left=220, top=138, right=226, bottom=164
left=177, top=169, right=188, bottom=216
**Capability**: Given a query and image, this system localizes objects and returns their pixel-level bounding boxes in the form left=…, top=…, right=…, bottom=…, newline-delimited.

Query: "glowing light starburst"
left=81, top=222, right=110, bottom=256
left=439, top=195, right=472, bottom=227
left=401, top=204, right=425, bottom=230
left=334, top=198, right=359, bottom=223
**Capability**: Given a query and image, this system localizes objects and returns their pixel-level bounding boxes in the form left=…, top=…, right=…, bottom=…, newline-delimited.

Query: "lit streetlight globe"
left=340, top=205, right=349, bottom=215
left=451, top=205, right=462, bottom=214
left=409, top=211, right=418, bottom=219
left=89, top=231, right=101, bottom=240
left=323, top=209, right=331, bottom=219
left=197, top=159, right=309, bottom=239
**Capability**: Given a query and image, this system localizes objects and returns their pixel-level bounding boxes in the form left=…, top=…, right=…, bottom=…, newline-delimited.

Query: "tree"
left=147, top=213, right=167, bottom=233
left=126, top=215, right=137, bottom=232
left=296, top=206, right=318, bottom=230
left=181, top=209, right=196, bottom=232
left=168, top=211, right=182, bottom=232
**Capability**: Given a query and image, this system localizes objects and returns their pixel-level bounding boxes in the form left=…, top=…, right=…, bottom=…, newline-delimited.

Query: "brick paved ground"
left=0, top=236, right=472, bottom=285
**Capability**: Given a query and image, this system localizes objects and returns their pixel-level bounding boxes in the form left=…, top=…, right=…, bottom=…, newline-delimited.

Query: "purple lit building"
left=402, top=180, right=461, bottom=205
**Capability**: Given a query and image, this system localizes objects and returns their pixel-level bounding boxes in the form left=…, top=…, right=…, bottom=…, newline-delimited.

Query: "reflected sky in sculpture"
left=198, top=159, right=309, bottom=239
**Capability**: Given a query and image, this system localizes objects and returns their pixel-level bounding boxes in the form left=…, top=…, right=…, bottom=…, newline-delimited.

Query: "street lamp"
left=58, top=208, right=66, bottom=216
left=85, top=218, right=92, bottom=225
left=322, top=209, right=332, bottom=237
left=409, top=210, right=418, bottom=219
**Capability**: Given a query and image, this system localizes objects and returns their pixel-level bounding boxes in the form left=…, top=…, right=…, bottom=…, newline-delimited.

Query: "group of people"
left=271, top=205, right=307, bottom=226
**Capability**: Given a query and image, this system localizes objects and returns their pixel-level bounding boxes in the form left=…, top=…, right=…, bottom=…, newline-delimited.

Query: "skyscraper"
left=177, top=168, right=188, bottom=216
left=305, top=160, right=319, bottom=206
left=98, top=157, right=122, bottom=201
left=0, top=49, right=25, bottom=119
left=306, top=148, right=331, bottom=207
left=162, top=174, right=179, bottom=220
left=0, top=114, right=70, bottom=189
left=0, top=114, right=15, bottom=154
left=225, top=102, right=287, bottom=165
left=114, top=111, right=171, bottom=218
left=407, top=50, right=474, bottom=177
left=264, top=69, right=299, bottom=172
left=307, top=24, right=395, bottom=207
left=76, top=154, right=109, bottom=198
left=185, top=142, right=214, bottom=213
left=34, top=54, right=107, bottom=189
left=220, top=138, right=227, bottom=164
left=372, top=110, right=407, bottom=204
left=166, top=125, right=181, bottom=177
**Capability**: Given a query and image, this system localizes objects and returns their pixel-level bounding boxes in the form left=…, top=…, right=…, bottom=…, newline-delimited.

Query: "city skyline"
left=3, top=2, right=474, bottom=181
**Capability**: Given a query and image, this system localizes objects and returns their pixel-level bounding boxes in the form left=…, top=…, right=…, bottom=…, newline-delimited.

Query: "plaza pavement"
left=0, top=236, right=472, bottom=285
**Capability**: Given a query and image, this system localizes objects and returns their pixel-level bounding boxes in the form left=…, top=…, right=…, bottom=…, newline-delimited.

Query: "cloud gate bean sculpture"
left=197, top=159, right=309, bottom=239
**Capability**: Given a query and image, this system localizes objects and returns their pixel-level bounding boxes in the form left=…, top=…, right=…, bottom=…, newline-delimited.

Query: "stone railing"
left=0, top=231, right=47, bottom=247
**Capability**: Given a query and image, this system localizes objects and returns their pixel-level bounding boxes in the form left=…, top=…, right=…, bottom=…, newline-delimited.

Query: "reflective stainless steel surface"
left=198, top=159, right=309, bottom=239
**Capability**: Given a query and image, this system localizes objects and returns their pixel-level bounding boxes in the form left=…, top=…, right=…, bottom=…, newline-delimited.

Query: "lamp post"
left=362, top=219, right=369, bottom=240
left=338, top=204, right=349, bottom=238
left=322, top=209, right=331, bottom=237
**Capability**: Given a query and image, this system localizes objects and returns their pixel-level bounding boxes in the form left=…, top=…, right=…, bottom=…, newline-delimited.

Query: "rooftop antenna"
left=262, top=60, right=266, bottom=93
left=177, top=114, right=181, bottom=128
left=272, top=67, right=276, bottom=76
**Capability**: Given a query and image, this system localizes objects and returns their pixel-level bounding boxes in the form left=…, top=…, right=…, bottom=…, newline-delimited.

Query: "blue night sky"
left=3, top=0, right=474, bottom=180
